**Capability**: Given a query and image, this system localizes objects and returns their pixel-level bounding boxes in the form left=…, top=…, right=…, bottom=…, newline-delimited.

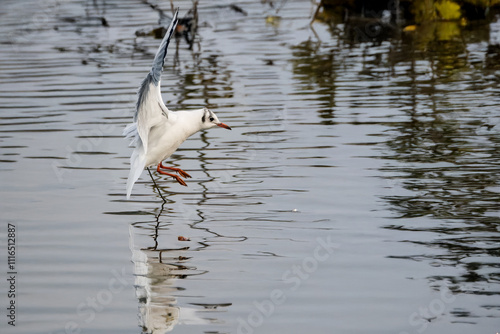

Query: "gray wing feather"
left=150, top=8, right=179, bottom=85
left=135, top=8, right=179, bottom=120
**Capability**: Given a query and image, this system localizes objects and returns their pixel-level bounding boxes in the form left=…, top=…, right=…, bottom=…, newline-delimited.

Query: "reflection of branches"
left=290, top=40, right=338, bottom=123
left=139, top=0, right=199, bottom=49
left=266, top=0, right=289, bottom=14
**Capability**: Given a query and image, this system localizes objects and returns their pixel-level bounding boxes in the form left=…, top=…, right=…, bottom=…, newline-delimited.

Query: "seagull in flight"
left=124, top=9, right=231, bottom=199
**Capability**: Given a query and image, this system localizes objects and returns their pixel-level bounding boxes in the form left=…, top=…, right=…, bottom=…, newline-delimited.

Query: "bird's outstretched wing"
left=134, top=8, right=179, bottom=154
left=124, top=8, right=179, bottom=199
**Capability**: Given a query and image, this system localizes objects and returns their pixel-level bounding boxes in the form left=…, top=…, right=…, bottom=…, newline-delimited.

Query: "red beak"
left=217, top=123, right=232, bottom=130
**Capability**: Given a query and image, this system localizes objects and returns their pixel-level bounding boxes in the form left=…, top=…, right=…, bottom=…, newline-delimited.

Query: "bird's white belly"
left=144, top=126, right=186, bottom=167
left=145, top=143, right=178, bottom=167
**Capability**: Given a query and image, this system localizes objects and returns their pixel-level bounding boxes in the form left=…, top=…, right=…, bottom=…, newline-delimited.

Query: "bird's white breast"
left=144, top=110, right=203, bottom=167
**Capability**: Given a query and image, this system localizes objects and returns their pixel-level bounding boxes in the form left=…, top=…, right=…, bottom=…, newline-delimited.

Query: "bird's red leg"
left=158, top=162, right=192, bottom=179
left=156, top=163, right=187, bottom=186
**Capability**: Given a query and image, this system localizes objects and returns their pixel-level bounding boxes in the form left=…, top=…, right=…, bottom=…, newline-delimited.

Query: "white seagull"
left=124, top=9, right=231, bottom=199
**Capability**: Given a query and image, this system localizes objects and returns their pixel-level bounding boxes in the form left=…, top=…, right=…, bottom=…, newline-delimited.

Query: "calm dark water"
left=1, top=0, right=499, bottom=333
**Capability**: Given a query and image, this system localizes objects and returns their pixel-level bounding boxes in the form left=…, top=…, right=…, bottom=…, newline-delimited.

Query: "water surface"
left=0, top=0, right=499, bottom=333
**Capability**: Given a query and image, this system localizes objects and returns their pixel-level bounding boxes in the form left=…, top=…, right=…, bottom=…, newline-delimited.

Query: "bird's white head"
left=200, top=107, right=231, bottom=130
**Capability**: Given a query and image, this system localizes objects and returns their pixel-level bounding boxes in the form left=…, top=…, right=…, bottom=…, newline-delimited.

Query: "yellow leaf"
left=265, top=15, right=281, bottom=27
left=403, top=25, right=418, bottom=32
left=435, top=0, right=462, bottom=20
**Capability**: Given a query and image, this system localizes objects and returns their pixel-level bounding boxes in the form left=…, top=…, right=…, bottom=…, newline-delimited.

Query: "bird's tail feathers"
left=126, top=139, right=146, bottom=199
left=123, top=123, right=139, bottom=147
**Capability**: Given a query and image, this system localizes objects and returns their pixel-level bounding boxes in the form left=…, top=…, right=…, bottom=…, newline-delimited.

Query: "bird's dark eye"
left=209, top=117, right=214, bottom=122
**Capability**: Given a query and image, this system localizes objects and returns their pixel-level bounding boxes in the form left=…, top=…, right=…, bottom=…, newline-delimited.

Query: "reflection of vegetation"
left=318, top=0, right=500, bottom=21
left=290, top=41, right=337, bottom=123
left=170, top=41, right=234, bottom=111
left=294, top=0, right=500, bottom=317
left=382, top=131, right=500, bottom=293
left=409, top=21, right=467, bottom=74
left=312, top=0, right=500, bottom=46
left=413, top=0, right=462, bottom=21
left=308, top=0, right=500, bottom=76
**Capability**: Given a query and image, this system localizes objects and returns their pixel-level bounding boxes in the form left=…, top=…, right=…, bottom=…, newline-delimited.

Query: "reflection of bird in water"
left=130, top=221, right=181, bottom=333
left=130, top=224, right=215, bottom=333
left=132, top=246, right=180, bottom=333
left=124, top=8, right=231, bottom=199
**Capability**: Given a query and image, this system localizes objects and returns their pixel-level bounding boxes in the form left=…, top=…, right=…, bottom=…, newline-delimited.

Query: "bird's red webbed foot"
left=157, top=163, right=190, bottom=186
left=159, top=162, right=192, bottom=178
